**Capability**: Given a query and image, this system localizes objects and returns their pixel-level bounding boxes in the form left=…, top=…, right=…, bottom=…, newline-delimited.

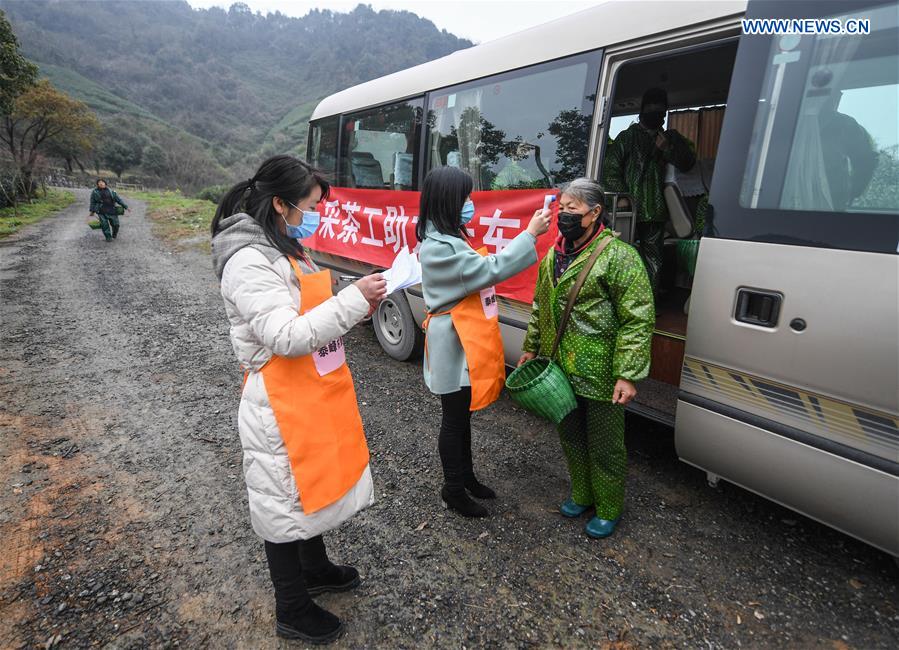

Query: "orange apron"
left=257, top=258, right=370, bottom=514
left=425, top=247, right=505, bottom=412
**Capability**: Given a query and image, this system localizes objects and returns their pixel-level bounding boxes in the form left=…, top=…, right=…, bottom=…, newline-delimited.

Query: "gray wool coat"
left=420, top=223, right=538, bottom=395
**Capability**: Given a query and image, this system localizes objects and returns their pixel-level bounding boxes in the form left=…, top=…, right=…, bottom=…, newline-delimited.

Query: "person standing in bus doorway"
left=817, top=90, right=878, bottom=211
left=89, top=179, right=128, bottom=242
left=210, top=155, right=387, bottom=644
left=602, top=87, right=695, bottom=296
left=519, top=178, right=654, bottom=539
left=418, top=166, right=552, bottom=518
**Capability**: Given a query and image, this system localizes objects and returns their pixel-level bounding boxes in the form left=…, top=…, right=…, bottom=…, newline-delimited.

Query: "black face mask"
left=558, top=211, right=590, bottom=241
left=640, top=111, right=665, bottom=130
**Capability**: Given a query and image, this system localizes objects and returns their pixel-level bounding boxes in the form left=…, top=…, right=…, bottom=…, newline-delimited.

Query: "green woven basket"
left=88, top=220, right=102, bottom=230
left=505, top=357, right=577, bottom=424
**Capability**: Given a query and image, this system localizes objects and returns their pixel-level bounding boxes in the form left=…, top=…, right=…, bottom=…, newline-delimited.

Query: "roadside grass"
left=0, top=189, right=77, bottom=239
left=132, top=190, right=216, bottom=252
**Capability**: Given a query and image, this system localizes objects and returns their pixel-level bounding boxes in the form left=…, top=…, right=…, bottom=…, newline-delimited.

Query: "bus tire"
left=373, top=291, right=423, bottom=361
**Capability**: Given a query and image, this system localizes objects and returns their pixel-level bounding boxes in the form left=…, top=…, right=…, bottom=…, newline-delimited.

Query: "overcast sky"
left=185, top=0, right=608, bottom=44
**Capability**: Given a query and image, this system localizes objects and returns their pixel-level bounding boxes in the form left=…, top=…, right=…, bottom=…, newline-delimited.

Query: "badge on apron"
left=313, top=337, right=346, bottom=376
left=480, top=287, right=498, bottom=319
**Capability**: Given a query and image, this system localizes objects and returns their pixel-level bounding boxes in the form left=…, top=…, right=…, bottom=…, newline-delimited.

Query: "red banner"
left=308, top=187, right=559, bottom=303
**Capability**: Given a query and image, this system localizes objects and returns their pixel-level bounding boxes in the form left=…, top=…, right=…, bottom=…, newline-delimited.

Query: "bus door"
left=599, top=37, right=740, bottom=423
left=676, top=0, right=899, bottom=556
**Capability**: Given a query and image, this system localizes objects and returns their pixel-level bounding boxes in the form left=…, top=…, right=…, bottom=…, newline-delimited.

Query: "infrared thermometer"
left=543, top=194, right=556, bottom=211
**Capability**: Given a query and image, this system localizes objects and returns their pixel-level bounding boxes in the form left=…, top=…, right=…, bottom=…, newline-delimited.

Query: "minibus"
left=304, top=0, right=899, bottom=558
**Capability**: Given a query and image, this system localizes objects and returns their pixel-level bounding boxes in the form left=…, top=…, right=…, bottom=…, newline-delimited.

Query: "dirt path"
left=0, top=191, right=896, bottom=649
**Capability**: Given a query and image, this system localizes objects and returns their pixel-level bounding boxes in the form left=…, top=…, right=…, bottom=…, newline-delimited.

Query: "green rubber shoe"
left=585, top=516, right=620, bottom=538
left=560, top=498, right=591, bottom=518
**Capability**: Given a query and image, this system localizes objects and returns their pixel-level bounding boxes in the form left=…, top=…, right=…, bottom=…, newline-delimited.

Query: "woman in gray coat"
left=417, top=167, right=551, bottom=517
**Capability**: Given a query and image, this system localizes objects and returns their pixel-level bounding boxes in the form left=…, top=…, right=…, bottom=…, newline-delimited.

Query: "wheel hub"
left=378, top=299, right=404, bottom=345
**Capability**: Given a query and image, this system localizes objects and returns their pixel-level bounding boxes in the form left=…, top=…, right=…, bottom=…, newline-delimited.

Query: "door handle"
left=734, top=288, right=782, bottom=328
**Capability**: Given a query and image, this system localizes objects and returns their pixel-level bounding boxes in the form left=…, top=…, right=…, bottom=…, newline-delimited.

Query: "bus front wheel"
left=373, top=291, right=423, bottom=362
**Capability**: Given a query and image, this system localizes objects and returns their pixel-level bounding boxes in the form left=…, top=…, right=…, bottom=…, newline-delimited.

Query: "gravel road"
left=1, top=191, right=896, bottom=649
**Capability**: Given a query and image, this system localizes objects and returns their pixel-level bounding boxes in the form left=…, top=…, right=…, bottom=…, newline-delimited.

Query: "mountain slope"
left=2, top=0, right=472, bottom=173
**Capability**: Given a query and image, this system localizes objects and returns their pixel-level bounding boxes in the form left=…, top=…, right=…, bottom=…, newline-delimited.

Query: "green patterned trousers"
left=636, top=221, right=665, bottom=296
left=557, top=396, right=626, bottom=520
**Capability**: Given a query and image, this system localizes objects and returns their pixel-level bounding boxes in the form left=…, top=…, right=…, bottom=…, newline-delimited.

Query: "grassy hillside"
left=39, top=63, right=161, bottom=122
left=37, top=61, right=228, bottom=185
left=3, top=0, right=472, bottom=181
left=263, top=98, right=324, bottom=158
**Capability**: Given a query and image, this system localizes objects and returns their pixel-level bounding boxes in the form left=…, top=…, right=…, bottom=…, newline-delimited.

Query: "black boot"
left=303, top=564, right=361, bottom=596
left=462, top=427, right=496, bottom=499
left=439, top=388, right=488, bottom=517
left=295, top=536, right=361, bottom=595
left=265, top=540, right=344, bottom=644
left=276, top=602, right=344, bottom=644
left=464, top=475, right=497, bottom=499
left=441, top=484, right=488, bottom=517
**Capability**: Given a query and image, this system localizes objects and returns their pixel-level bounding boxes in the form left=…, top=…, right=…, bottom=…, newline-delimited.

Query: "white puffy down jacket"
left=220, top=246, right=374, bottom=542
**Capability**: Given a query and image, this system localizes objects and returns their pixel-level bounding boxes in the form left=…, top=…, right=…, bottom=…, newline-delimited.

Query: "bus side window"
left=426, top=52, right=601, bottom=191
left=309, top=117, right=339, bottom=182
left=740, top=3, right=899, bottom=214
left=338, top=99, right=423, bottom=191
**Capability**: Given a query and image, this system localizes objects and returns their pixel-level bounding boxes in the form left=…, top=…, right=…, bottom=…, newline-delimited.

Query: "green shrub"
left=196, top=184, right=228, bottom=204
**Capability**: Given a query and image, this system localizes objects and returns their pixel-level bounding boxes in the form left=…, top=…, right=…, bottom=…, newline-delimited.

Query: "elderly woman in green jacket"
left=519, top=178, right=654, bottom=538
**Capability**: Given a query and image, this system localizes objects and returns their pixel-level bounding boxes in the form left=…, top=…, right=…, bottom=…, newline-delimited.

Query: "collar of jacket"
left=550, top=227, right=615, bottom=285
left=424, top=221, right=468, bottom=246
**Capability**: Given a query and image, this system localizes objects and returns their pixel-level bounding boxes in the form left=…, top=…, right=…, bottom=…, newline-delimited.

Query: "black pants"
left=439, top=387, right=474, bottom=493
left=98, top=212, right=120, bottom=240
left=264, top=536, right=330, bottom=618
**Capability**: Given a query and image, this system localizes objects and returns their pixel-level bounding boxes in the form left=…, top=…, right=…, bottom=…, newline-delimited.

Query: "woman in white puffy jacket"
left=210, top=155, right=386, bottom=644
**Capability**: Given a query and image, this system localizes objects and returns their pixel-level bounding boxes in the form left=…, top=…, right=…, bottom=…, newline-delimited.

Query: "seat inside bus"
left=350, top=152, right=385, bottom=188
left=392, top=152, right=414, bottom=190
left=664, top=157, right=716, bottom=238
left=605, top=39, right=738, bottom=330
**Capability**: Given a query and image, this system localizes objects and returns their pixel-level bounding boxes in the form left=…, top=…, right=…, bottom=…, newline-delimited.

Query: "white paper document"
left=381, top=247, right=423, bottom=294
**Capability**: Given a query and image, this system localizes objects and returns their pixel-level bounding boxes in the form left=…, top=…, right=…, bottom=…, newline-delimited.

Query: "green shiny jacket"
left=602, top=122, right=696, bottom=223
left=522, top=229, right=655, bottom=401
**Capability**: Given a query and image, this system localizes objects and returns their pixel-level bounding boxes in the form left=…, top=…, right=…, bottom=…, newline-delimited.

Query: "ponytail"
left=211, top=179, right=254, bottom=236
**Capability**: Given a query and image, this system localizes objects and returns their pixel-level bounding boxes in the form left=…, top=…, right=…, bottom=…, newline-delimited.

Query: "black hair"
left=96, top=178, right=107, bottom=186
left=416, top=166, right=473, bottom=242
left=641, top=87, right=668, bottom=111
left=211, top=155, right=330, bottom=259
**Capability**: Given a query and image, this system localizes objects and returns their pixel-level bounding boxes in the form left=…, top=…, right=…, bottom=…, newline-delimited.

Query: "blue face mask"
left=283, top=201, right=321, bottom=240
left=460, top=200, right=475, bottom=225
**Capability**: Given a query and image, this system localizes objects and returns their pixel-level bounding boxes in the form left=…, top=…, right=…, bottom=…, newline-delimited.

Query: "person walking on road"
left=417, top=166, right=551, bottom=518
left=89, top=179, right=128, bottom=242
left=210, top=155, right=386, bottom=644
left=519, top=178, right=655, bottom=539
